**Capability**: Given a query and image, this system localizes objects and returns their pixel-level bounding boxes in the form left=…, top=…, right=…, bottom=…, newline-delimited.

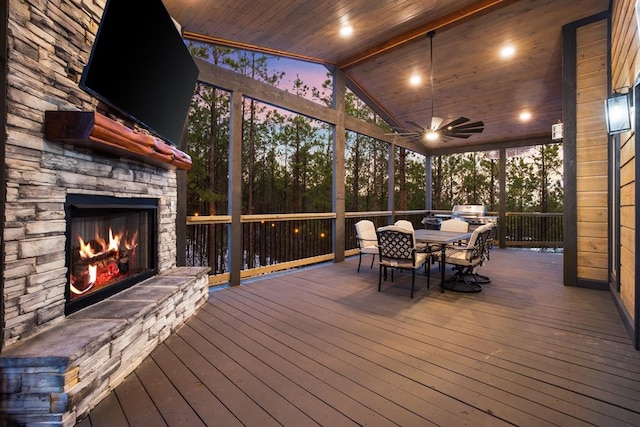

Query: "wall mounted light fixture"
left=605, top=90, right=632, bottom=134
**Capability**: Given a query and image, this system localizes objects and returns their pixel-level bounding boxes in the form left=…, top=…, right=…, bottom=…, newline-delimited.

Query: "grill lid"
left=451, top=204, right=487, bottom=217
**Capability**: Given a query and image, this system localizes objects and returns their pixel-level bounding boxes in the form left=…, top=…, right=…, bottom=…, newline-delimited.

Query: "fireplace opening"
left=65, top=195, right=158, bottom=314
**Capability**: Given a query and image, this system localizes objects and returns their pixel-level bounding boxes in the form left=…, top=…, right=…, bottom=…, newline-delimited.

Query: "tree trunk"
left=398, top=147, right=407, bottom=210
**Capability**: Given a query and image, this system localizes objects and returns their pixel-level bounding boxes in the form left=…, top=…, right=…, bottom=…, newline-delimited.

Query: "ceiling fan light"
left=425, top=130, right=440, bottom=141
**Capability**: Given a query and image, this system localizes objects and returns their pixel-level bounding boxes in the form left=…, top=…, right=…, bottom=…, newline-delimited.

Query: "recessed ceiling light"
left=340, top=25, right=353, bottom=38
left=500, top=45, right=516, bottom=59
left=409, top=74, right=422, bottom=86
left=519, top=111, right=532, bottom=122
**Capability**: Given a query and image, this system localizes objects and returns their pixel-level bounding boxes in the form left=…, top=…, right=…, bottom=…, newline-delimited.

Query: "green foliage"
left=345, top=131, right=389, bottom=211
left=432, top=144, right=563, bottom=213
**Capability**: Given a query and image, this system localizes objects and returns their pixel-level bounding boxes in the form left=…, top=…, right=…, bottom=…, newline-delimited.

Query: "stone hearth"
left=0, top=267, right=209, bottom=425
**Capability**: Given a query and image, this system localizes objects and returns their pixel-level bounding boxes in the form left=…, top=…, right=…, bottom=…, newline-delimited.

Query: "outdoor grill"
left=451, top=204, right=498, bottom=230
left=422, top=205, right=498, bottom=230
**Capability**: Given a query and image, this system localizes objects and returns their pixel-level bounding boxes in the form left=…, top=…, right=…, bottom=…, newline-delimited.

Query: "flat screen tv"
left=80, top=0, right=198, bottom=146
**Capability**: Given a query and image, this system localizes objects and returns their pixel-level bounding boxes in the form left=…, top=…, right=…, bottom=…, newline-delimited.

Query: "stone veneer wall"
left=3, top=0, right=179, bottom=346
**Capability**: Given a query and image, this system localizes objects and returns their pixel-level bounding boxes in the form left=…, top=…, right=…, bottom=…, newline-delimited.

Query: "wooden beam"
left=185, top=32, right=333, bottom=66
left=337, top=0, right=507, bottom=70
left=344, top=75, right=403, bottom=130
left=423, top=134, right=554, bottom=156
left=195, top=57, right=338, bottom=124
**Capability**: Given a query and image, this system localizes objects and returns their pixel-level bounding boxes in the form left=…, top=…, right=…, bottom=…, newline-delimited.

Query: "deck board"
left=150, top=342, right=242, bottom=426
left=133, top=356, right=207, bottom=426
left=78, top=249, right=640, bottom=426
left=112, top=371, right=166, bottom=426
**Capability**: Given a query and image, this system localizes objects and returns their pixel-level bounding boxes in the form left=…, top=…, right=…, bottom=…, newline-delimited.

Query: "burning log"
left=70, top=247, right=133, bottom=296
left=70, top=227, right=139, bottom=298
left=74, top=248, right=118, bottom=268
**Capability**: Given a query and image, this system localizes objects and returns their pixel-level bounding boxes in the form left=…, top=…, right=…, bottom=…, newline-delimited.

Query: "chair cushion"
left=355, top=220, right=378, bottom=248
left=442, top=248, right=473, bottom=266
left=440, top=218, right=469, bottom=232
left=380, top=251, right=428, bottom=269
left=415, top=251, right=429, bottom=266
left=360, top=246, right=378, bottom=254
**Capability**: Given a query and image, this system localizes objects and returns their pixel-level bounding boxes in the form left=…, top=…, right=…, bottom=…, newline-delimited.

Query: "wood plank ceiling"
left=163, top=0, right=609, bottom=154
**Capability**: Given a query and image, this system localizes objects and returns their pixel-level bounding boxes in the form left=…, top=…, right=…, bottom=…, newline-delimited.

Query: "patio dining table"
left=414, top=229, right=473, bottom=291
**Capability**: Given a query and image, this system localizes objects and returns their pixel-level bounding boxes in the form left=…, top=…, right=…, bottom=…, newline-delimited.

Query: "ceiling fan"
left=406, top=31, right=485, bottom=142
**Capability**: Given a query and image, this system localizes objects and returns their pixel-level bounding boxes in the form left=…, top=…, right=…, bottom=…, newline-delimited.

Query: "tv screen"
left=80, top=0, right=198, bottom=146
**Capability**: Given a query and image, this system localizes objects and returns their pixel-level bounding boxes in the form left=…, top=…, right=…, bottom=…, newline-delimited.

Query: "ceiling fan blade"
left=450, top=121, right=484, bottom=131
left=441, top=135, right=453, bottom=142
left=448, top=133, right=472, bottom=139
left=406, top=120, right=428, bottom=131
left=440, top=117, right=469, bottom=130
left=445, top=128, right=484, bottom=135
left=444, top=124, right=485, bottom=137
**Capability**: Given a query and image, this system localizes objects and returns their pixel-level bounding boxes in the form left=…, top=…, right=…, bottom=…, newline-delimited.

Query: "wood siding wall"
left=576, top=20, right=609, bottom=283
left=611, top=0, right=638, bottom=321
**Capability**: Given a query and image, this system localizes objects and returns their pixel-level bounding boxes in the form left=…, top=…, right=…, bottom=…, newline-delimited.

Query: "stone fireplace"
left=0, top=123, right=210, bottom=425
left=1, top=1, right=209, bottom=424
left=1, top=118, right=210, bottom=424
left=2, top=123, right=181, bottom=345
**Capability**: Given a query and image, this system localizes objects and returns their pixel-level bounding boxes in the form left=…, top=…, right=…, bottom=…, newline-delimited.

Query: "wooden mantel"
left=44, top=111, right=192, bottom=170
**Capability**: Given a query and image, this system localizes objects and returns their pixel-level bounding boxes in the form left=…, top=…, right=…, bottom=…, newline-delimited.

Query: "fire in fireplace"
left=65, top=195, right=158, bottom=314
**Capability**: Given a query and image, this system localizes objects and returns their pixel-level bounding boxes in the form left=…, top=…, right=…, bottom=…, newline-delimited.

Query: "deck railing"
left=502, top=212, right=563, bottom=248
left=186, top=210, right=563, bottom=282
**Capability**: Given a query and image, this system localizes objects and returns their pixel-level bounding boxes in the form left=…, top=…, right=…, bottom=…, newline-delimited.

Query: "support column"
left=228, top=91, right=243, bottom=285
left=387, top=142, right=395, bottom=224
left=332, top=69, right=346, bottom=262
left=425, top=155, right=432, bottom=211
left=499, top=147, right=507, bottom=248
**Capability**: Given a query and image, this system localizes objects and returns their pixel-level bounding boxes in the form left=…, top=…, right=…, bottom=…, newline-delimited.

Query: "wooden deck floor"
left=77, top=249, right=640, bottom=426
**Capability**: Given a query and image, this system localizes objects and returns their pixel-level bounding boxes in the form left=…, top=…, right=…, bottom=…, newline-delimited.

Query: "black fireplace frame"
left=64, top=194, right=158, bottom=314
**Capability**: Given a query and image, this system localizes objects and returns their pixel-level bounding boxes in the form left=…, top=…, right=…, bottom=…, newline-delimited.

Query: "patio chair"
left=435, top=225, right=487, bottom=292
left=354, top=220, right=378, bottom=273
left=376, top=225, right=430, bottom=298
left=440, top=218, right=469, bottom=232
left=395, top=219, right=428, bottom=251
left=464, top=223, right=494, bottom=284
left=394, top=219, right=414, bottom=231
left=440, top=218, right=469, bottom=249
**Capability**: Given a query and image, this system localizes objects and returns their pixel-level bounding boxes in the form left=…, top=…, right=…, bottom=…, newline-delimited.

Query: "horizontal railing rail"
left=185, top=210, right=563, bottom=283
